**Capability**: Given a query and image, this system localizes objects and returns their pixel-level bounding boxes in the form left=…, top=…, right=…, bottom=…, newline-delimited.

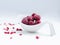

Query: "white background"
left=0, top=0, right=60, bottom=22
left=0, top=0, right=60, bottom=45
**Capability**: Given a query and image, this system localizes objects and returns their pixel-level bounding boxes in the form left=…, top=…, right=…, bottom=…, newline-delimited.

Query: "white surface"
left=0, top=14, right=60, bottom=45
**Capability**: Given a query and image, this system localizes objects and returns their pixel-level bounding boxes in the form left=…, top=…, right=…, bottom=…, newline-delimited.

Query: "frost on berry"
left=35, top=20, right=41, bottom=24
left=32, top=13, right=36, bottom=16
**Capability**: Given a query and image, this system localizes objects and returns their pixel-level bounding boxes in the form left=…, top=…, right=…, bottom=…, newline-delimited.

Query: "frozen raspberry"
left=10, top=32, right=16, bottom=34
left=32, top=13, right=36, bottom=16
left=33, top=15, right=41, bottom=20
left=35, top=20, right=41, bottom=24
left=3, top=27, right=9, bottom=31
left=27, top=16, right=33, bottom=21
left=36, top=36, right=39, bottom=39
left=7, top=27, right=9, bottom=30
left=4, top=32, right=9, bottom=34
left=28, top=21, right=34, bottom=25
left=16, top=28, right=22, bottom=31
left=22, top=17, right=28, bottom=25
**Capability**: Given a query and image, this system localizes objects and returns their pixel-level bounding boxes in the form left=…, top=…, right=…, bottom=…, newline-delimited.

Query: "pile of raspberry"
left=22, top=13, right=41, bottom=25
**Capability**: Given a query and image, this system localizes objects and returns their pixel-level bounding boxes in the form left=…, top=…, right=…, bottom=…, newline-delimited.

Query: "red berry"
left=22, top=17, right=28, bottom=25
left=3, top=27, right=9, bottom=31
left=28, top=21, right=34, bottom=25
left=36, top=36, right=39, bottom=39
left=16, top=28, right=22, bottom=31
left=10, top=32, right=16, bottom=34
left=4, top=32, right=9, bottom=34
left=35, top=20, right=41, bottom=24
left=22, top=13, right=41, bottom=25
left=27, top=16, right=33, bottom=21
left=7, top=27, right=9, bottom=30
left=34, top=15, right=40, bottom=20
left=32, top=13, right=36, bottom=16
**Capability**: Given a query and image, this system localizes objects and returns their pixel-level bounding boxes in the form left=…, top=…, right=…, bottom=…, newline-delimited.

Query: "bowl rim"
left=21, top=22, right=41, bottom=26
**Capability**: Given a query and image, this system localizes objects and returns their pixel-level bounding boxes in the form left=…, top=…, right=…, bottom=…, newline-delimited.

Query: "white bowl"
left=21, top=23, right=42, bottom=32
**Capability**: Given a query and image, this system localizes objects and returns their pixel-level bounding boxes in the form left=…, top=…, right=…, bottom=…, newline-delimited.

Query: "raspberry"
left=27, top=16, right=33, bottom=21
left=34, top=15, right=40, bottom=20
left=36, top=36, right=39, bottom=39
left=35, top=20, right=41, bottom=24
left=28, top=21, right=34, bottom=25
left=32, top=13, right=36, bottom=16
left=10, top=32, right=16, bottom=34
left=16, top=28, right=22, bottom=31
left=4, top=32, right=9, bottom=34
left=22, top=17, right=28, bottom=25
left=3, top=27, right=9, bottom=31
